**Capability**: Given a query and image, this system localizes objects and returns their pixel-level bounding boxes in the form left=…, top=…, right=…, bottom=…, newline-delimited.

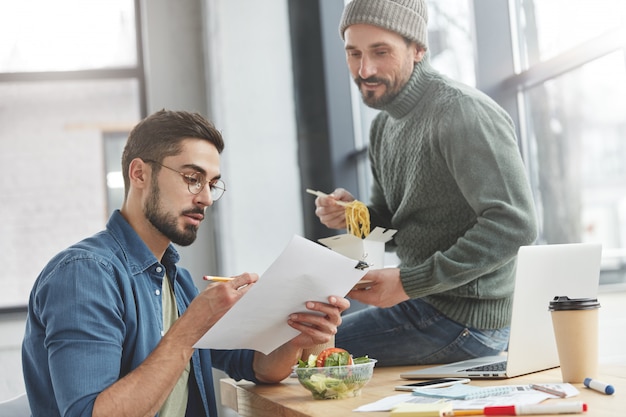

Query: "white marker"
left=584, top=377, right=615, bottom=395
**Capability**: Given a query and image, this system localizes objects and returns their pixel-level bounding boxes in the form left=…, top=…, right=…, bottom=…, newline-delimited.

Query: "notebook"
left=400, top=242, right=602, bottom=379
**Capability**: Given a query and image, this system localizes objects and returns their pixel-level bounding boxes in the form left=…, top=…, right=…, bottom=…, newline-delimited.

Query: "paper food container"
left=318, top=227, right=397, bottom=270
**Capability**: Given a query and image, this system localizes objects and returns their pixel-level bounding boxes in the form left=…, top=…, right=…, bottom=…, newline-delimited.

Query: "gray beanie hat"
left=339, top=0, right=428, bottom=48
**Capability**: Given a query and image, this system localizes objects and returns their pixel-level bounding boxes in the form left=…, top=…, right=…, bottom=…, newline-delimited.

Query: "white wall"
left=204, top=0, right=303, bottom=276
left=143, top=0, right=303, bottom=279
left=0, top=312, right=27, bottom=400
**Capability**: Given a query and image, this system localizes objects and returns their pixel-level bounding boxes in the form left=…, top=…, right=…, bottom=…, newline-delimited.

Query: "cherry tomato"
left=315, top=347, right=354, bottom=367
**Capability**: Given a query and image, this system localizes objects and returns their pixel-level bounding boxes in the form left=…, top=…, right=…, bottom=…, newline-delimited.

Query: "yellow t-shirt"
left=159, top=275, right=190, bottom=417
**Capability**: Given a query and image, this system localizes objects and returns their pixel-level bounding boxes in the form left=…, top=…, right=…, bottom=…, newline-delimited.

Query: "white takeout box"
left=318, top=227, right=397, bottom=270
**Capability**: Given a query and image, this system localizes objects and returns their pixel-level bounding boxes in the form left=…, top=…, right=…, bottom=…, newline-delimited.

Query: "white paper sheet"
left=193, top=235, right=368, bottom=354
left=353, top=384, right=579, bottom=412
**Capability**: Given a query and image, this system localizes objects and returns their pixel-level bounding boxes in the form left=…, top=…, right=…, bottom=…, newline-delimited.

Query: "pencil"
left=451, top=410, right=484, bottom=416
left=530, top=384, right=567, bottom=398
left=203, top=276, right=234, bottom=282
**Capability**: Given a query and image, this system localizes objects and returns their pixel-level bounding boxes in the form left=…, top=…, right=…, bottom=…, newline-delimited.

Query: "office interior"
left=1, top=0, right=625, bottom=414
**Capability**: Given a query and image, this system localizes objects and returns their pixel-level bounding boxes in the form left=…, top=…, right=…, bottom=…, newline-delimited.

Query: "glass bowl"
left=293, top=359, right=377, bottom=400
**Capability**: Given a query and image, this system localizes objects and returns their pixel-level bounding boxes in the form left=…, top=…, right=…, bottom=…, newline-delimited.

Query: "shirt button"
left=156, top=266, right=163, bottom=273
left=155, top=289, right=161, bottom=296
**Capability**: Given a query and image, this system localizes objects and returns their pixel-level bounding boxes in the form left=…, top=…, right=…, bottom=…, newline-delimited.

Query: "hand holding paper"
left=194, top=235, right=368, bottom=354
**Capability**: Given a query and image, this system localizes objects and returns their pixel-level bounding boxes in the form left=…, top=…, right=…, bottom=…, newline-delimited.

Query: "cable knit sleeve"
left=399, top=90, right=538, bottom=327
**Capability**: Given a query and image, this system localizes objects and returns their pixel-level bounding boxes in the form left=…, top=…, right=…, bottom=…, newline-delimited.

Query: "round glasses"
left=144, top=160, right=226, bottom=201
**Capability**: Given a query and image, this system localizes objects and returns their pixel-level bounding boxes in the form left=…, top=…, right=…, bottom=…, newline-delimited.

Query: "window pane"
left=104, top=132, right=130, bottom=215
left=517, top=0, right=626, bottom=65
left=523, top=52, right=626, bottom=282
left=0, top=0, right=136, bottom=72
left=0, top=79, right=140, bottom=307
left=427, top=0, right=475, bottom=86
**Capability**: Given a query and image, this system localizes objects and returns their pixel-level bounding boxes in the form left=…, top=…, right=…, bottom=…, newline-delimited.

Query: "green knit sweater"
left=368, top=57, right=538, bottom=329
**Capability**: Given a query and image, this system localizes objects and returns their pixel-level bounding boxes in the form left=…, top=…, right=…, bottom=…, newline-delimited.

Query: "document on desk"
left=193, top=235, right=368, bottom=354
left=353, top=384, right=579, bottom=412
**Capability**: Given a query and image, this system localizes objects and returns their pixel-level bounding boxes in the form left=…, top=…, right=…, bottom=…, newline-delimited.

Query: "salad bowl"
left=293, top=358, right=377, bottom=400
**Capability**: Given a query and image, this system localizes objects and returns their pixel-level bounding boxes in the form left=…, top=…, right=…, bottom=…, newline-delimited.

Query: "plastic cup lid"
left=549, top=295, right=600, bottom=311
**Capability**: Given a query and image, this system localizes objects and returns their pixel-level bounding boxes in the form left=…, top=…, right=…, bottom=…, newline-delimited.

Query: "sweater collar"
left=382, top=55, right=435, bottom=119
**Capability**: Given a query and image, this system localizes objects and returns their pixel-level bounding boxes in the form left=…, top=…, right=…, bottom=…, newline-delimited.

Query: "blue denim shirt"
left=22, top=210, right=257, bottom=417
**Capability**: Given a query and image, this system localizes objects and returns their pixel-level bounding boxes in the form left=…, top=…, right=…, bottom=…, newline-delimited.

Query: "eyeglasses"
left=144, top=159, right=226, bottom=201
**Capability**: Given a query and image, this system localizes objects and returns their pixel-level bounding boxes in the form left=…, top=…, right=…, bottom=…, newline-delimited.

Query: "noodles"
left=345, top=200, right=370, bottom=238
left=304, top=189, right=371, bottom=238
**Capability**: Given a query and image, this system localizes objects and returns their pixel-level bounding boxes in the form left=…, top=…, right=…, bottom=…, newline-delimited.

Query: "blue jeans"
left=335, top=298, right=510, bottom=367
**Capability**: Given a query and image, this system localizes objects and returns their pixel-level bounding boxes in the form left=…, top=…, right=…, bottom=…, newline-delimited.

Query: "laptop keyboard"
left=463, top=361, right=507, bottom=372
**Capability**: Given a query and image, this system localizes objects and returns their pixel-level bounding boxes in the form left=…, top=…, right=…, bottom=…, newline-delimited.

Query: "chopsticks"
left=305, top=189, right=349, bottom=207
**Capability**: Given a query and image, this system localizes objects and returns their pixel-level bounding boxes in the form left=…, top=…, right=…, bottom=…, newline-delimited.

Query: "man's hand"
left=347, top=268, right=409, bottom=308
left=252, top=295, right=350, bottom=383
left=287, top=295, right=350, bottom=348
left=313, top=188, right=354, bottom=229
left=175, top=272, right=259, bottom=345
left=94, top=273, right=259, bottom=416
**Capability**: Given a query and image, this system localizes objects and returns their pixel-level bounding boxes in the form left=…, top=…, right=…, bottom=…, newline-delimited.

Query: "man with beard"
left=22, top=110, right=349, bottom=417
left=312, top=0, right=538, bottom=367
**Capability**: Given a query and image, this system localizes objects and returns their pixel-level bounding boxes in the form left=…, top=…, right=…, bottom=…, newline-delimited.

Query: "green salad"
left=294, top=348, right=374, bottom=400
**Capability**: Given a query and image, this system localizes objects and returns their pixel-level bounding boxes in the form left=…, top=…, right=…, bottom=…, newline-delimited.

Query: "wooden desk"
left=221, top=365, right=626, bottom=416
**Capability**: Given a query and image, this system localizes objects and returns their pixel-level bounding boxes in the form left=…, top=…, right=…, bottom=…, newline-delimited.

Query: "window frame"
left=0, top=0, right=146, bottom=312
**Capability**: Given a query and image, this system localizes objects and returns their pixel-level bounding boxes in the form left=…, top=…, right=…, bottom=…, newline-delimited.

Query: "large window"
left=523, top=53, right=626, bottom=246
left=511, top=0, right=626, bottom=285
left=515, top=0, right=625, bottom=66
left=344, top=0, right=626, bottom=286
left=0, top=0, right=144, bottom=309
left=0, top=0, right=137, bottom=72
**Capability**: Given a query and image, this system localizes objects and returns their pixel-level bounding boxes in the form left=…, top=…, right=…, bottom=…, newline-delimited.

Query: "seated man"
left=22, top=109, right=349, bottom=417
left=312, top=0, right=537, bottom=367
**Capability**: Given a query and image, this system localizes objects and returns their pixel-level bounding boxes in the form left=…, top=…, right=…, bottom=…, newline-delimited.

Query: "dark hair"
left=121, top=109, right=225, bottom=197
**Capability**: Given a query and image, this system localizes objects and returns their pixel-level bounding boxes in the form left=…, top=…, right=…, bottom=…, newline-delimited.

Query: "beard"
left=356, top=76, right=402, bottom=109
left=144, top=182, right=201, bottom=247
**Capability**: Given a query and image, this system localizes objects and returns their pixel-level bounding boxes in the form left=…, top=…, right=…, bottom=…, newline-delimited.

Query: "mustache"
left=182, top=207, right=205, bottom=216
left=356, top=76, right=390, bottom=86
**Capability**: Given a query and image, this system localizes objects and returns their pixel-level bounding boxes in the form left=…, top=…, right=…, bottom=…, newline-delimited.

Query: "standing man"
left=313, top=0, right=537, bottom=366
left=23, top=110, right=349, bottom=417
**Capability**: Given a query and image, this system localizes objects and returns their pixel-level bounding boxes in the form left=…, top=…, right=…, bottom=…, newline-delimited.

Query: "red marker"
left=484, top=402, right=587, bottom=415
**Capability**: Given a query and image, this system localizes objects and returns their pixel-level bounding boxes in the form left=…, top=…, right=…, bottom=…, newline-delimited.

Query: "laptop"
left=400, top=242, right=602, bottom=379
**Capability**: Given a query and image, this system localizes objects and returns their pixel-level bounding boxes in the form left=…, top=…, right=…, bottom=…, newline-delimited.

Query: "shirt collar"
left=106, top=209, right=181, bottom=275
